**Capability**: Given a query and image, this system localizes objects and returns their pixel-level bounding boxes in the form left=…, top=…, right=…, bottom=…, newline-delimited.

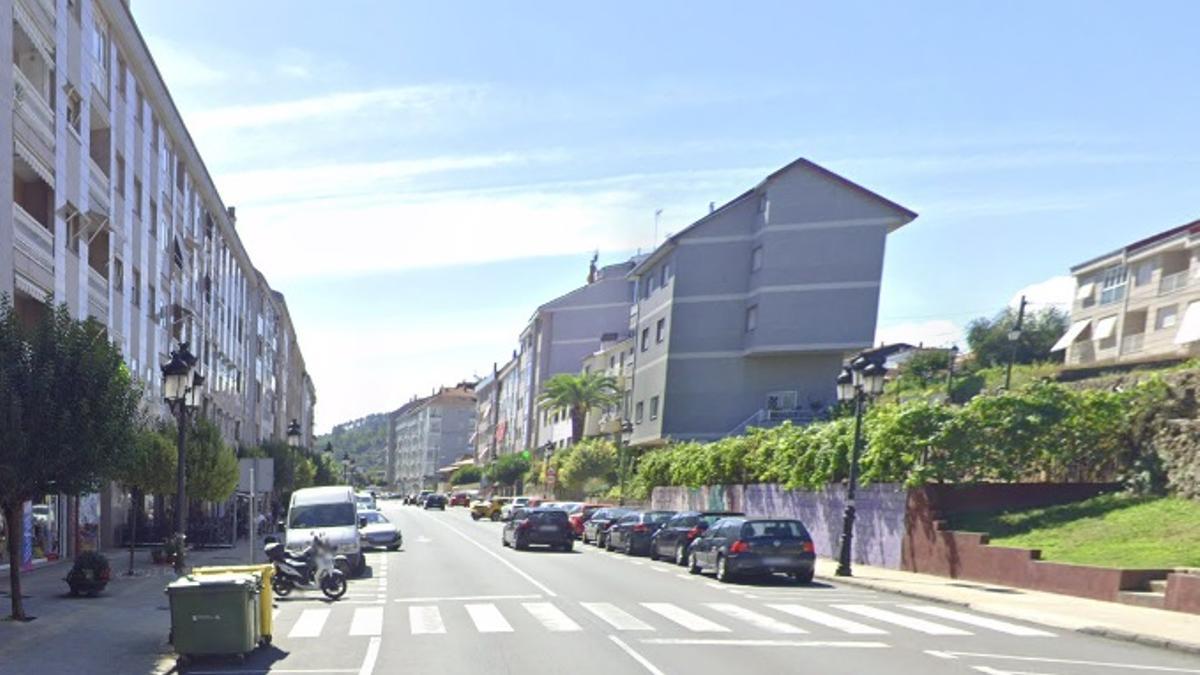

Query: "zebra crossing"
left=278, top=599, right=1055, bottom=641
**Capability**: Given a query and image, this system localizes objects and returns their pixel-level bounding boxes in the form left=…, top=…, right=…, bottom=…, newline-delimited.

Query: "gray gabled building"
left=627, top=158, right=916, bottom=446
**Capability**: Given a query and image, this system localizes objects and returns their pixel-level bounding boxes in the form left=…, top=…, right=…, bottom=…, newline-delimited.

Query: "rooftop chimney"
left=709, top=201, right=715, bottom=213
left=226, top=206, right=237, bottom=225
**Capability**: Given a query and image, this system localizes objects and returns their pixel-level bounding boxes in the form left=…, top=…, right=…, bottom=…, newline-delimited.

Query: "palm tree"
left=538, top=372, right=620, bottom=444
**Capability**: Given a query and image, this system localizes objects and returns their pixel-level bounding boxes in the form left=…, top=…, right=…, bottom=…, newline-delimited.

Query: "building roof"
left=630, top=157, right=917, bottom=277
left=1070, top=219, right=1200, bottom=273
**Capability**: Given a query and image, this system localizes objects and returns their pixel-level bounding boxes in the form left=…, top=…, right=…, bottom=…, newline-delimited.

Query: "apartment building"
left=1, top=0, right=314, bottom=559
left=626, top=158, right=916, bottom=447
left=1054, top=219, right=1200, bottom=367
left=392, top=384, right=477, bottom=493
left=579, top=335, right=635, bottom=442
left=472, top=355, right=527, bottom=464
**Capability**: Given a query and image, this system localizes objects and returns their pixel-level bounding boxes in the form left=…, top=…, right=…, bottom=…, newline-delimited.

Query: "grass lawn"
left=948, top=493, right=1200, bottom=569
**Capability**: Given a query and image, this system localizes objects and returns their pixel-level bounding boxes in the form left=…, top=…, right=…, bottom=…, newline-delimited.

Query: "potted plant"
left=65, top=551, right=112, bottom=597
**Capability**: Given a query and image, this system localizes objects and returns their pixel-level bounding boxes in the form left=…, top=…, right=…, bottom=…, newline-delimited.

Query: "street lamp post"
left=342, top=452, right=354, bottom=485
left=540, top=442, right=555, bottom=498
left=286, top=418, right=303, bottom=452
left=161, top=342, right=203, bottom=576
left=616, top=419, right=634, bottom=506
left=945, top=345, right=960, bottom=400
left=834, top=355, right=887, bottom=577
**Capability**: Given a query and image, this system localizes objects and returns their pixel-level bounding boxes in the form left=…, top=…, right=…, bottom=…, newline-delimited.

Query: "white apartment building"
left=1055, top=219, right=1200, bottom=367
left=1, top=0, right=314, bottom=557
left=391, top=384, right=476, bottom=492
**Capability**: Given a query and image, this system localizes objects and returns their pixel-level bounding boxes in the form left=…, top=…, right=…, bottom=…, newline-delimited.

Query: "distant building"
left=392, top=384, right=477, bottom=492
left=626, top=158, right=917, bottom=446
left=579, top=335, right=635, bottom=443
left=1055, top=219, right=1200, bottom=367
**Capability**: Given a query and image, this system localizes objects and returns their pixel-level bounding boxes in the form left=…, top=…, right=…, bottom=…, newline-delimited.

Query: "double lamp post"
left=161, top=342, right=204, bottom=576
left=833, top=353, right=888, bottom=578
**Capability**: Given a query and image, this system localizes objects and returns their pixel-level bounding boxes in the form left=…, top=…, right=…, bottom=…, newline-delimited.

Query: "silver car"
left=357, top=510, right=402, bottom=551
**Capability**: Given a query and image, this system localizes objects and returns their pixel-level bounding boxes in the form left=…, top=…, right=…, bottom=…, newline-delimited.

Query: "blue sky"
left=133, top=1, right=1200, bottom=431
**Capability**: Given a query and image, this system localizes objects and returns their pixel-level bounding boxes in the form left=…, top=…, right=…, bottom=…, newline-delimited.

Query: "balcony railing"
left=1121, top=333, right=1145, bottom=355
left=12, top=64, right=55, bottom=148
left=88, top=157, right=111, bottom=214
left=12, top=203, right=54, bottom=274
left=88, top=267, right=108, bottom=302
left=1159, top=270, right=1190, bottom=296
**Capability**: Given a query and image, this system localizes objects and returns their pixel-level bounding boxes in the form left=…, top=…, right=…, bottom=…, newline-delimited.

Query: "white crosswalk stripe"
left=641, top=603, right=730, bottom=632
left=409, top=605, right=446, bottom=635
left=832, top=604, right=972, bottom=636
left=580, top=602, right=654, bottom=631
left=349, top=606, right=383, bottom=636
left=704, top=603, right=807, bottom=634
left=465, top=603, right=514, bottom=633
left=899, top=605, right=1054, bottom=637
left=524, top=602, right=582, bottom=632
left=766, top=604, right=888, bottom=635
left=288, top=608, right=330, bottom=639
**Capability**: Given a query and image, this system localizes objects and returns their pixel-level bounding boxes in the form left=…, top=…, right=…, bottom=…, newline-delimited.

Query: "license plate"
left=538, top=525, right=559, bottom=532
left=763, top=556, right=792, bottom=566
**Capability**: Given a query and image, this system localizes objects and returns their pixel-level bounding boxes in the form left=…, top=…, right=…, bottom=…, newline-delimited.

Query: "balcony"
left=12, top=64, right=55, bottom=151
left=87, top=268, right=109, bottom=319
left=88, top=158, right=111, bottom=214
left=1121, top=333, right=1145, bottom=355
left=1159, top=270, right=1190, bottom=296
left=15, top=0, right=54, bottom=50
left=12, top=203, right=54, bottom=275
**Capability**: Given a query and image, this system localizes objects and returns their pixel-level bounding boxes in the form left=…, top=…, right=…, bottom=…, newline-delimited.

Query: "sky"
left=131, top=1, right=1200, bottom=432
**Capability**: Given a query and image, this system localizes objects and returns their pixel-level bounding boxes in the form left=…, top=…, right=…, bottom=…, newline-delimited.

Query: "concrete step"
left=1117, top=590, right=1166, bottom=610
left=1148, top=579, right=1169, bottom=593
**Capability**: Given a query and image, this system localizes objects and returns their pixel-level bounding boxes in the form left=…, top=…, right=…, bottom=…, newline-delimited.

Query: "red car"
left=450, top=492, right=471, bottom=507
left=567, top=503, right=610, bottom=538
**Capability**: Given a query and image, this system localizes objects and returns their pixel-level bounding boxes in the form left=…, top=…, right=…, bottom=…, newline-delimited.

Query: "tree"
left=186, top=418, right=239, bottom=503
left=450, top=465, right=482, bottom=486
left=487, top=453, right=531, bottom=489
left=0, top=299, right=141, bottom=620
left=966, top=306, right=1069, bottom=368
left=312, top=453, right=339, bottom=486
left=293, top=457, right=316, bottom=491
left=538, top=372, right=620, bottom=443
left=112, top=424, right=177, bottom=573
left=555, top=440, right=618, bottom=499
left=901, top=349, right=951, bottom=385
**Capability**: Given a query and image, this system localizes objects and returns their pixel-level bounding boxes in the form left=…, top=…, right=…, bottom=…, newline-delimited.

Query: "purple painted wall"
left=650, top=483, right=907, bottom=569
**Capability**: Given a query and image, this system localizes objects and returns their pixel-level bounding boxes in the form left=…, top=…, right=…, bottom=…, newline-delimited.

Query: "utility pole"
left=653, top=209, right=662, bottom=245
left=1005, top=296, right=1027, bottom=390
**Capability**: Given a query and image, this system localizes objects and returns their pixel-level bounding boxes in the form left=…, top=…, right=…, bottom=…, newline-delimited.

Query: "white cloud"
left=875, top=319, right=964, bottom=349
left=144, top=38, right=228, bottom=87
left=1011, top=275, right=1074, bottom=310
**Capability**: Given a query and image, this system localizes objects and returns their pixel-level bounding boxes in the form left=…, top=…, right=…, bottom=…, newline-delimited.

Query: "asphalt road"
left=185, top=501, right=1200, bottom=675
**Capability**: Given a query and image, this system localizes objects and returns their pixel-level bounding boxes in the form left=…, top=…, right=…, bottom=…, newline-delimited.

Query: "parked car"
left=501, top=507, right=574, bottom=551
left=355, top=492, right=377, bottom=512
left=423, top=494, right=448, bottom=510
left=500, top=496, right=535, bottom=520
left=581, top=507, right=631, bottom=547
left=687, top=517, right=815, bottom=583
left=471, top=497, right=511, bottom=521
left=607, top=510, right=676, bottom=555
left=567, top=503, right=609, bottom=538
left=449, top=492, right=472, bottom=507
left=357, top=509, right=403, bottom=551
left=650, top=510, right=745, bottom=565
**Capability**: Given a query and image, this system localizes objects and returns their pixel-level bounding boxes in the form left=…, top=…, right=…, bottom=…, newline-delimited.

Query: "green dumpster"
left=167, top=573, right=262, bottom=659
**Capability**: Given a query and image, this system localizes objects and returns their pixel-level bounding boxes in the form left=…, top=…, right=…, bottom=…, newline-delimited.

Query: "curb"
left=816, top=572, right=1200, bottom=657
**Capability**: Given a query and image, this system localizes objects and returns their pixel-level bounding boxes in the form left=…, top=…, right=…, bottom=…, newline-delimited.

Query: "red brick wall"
left=1165, top=573, right=1200, bottom=613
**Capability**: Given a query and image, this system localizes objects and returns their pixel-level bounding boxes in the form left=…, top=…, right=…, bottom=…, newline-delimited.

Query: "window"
left=131, top=268, right=141, bottom=307
left=148, top=286, right=157, bottom=319
left=649, top=396, right=659, bottom=421
left=1099, top=265, right=1128, bottom=305
left=609, top=355, right=616, bottom=369
left=641, top=327, right=650, bottom=352
left=135, top=86, right=145, bottom=127
left=66, top=89, right=83, bottom=134
left=113, top=258, right=124, bottom=290
left=133, top=178, right=143, bottom=217
left=1156, top=305, right=1178, bottom=330
left=635, top=401, right=644, bottom=424
left=116, top=54, right=127, bottom=93
left=656, top=318, right=666, bottom=343
left=751, top=246, right=764, bottom=272
left=746, top=304, right=759, bottom=332
left=114, top=154, right=125, bottom=196
left=68, top=0, right=81, bottom=22
left=1134, top=261, right=1154, bottom=287
left=92, top=19, right=110, bottom=72
left=660, top=262, right=670, bottom=287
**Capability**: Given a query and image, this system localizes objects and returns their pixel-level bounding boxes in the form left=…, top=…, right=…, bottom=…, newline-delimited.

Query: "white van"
left=286, top=486, right=364, bottom=575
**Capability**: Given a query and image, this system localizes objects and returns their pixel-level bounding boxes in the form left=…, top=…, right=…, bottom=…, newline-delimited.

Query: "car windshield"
left=289, top=503, right=356, bottom=528
left=529, top=510, right=568, bottom=523
left=742, top=521, right=809, bottom=539
left=700, top=513, right=741, bottom=526
left=362, top=512, right=388, bottom=525
left=645, top=511, right=674, bottom=523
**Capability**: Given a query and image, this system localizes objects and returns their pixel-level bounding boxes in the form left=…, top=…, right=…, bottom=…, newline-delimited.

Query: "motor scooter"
left=264, top=535, right=348, bottom=600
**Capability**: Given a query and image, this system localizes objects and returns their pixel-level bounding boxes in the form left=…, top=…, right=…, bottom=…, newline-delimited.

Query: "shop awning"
left=1075, top=282, right=1096, bottom=301
left=14, top=138, right=54, bottom=186
left=1174, top=302, right=1200, bottom=345
left=1093, top=315, right=1118, bottom=341
left=1051, top=319, right=1091, bottom=352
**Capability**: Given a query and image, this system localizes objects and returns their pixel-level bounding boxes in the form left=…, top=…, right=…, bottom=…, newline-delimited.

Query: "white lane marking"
left=394, top=594, right=541, bottom=603
left=833, top=605, right=970, bottom=636
left=610, top=635, right=667, bottom=675
left=287, top=608, right=330, bottom=638
left=704, top=603, right=807, bottom=634
left=465, top=603, right=514, bottom=633
left=187, top=670, right=357, bottom=674
left=767, top=604, right=887, bottom=635
left=420, top=514, right=557, bottom=597
left=925, top=650, right=958, bottom=660
left=349, top=606, right=383, bottom=636
left=901, top=605, right=1054, bottom=637
left=524, top=602, right=582, bottom=632
left=357, top=636, right=381, bottom=675
left=641, top=603, right=730, bottom=632
left=640, top=638, right=889, bottom=648
left=409, top=606, right=445, bottom=635
left=675, top=574, right=695, bottom=581
left=581, top=602, right=654, bottom=631
left=416, top=536, right=433, bottom=543
left=939, top=652, right=1200, bottom=673
left=649, top=566, right=670, bottom=573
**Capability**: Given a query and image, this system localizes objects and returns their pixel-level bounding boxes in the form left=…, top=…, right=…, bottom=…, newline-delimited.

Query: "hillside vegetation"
left=315, top=413, right=389, bottom=481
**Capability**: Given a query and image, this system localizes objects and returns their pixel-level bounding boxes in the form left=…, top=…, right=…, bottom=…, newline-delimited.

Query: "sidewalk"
left=0, top=537, right=268, bottom=675
left=815, top=557, right=1200, bottom=655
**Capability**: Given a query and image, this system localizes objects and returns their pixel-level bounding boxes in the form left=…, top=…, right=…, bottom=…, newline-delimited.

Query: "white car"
left=500, top=496, right=533, bottom=520
left=286, top=486, right=365, bottom=576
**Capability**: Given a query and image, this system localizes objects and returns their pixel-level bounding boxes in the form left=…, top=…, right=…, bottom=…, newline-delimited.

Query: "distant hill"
left=315, top=412, right=390, bottom=481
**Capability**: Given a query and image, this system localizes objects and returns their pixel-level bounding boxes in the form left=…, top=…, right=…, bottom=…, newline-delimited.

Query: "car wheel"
left=792, top=569, right=814, bottom=585
left=688, top=551, right=702, bottom=575
left=515, top=537, right=528, bottom=551
left=648, top=544, right=660, bottom=561
left=675, top=543, right=688, bottom=566
left=563, top=540, right=573, bottom=553
left=716, top=555, right=734, bottom=583
left=472, top=513, right=481, bottom=521
left=491, top=513, right=500, bottom=522
left=623, top=539, right=632, bottom=555
left=387, top=544, right=400, bottom=551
